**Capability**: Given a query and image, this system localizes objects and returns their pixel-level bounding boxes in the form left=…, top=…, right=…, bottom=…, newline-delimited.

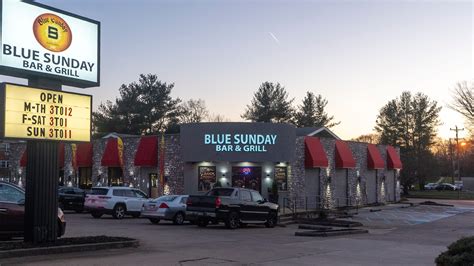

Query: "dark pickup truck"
left=186, top=187, right=279, bottom=229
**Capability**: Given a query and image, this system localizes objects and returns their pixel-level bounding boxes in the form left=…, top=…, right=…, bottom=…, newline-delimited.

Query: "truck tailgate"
left=186, top=195, right=217, bottom=212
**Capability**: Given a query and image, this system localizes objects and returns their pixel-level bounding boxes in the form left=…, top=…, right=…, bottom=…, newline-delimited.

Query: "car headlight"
left=58, top=207, right=65, bottom=222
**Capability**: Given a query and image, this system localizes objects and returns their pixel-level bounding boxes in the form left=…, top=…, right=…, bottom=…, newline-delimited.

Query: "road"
left=1, top=199, right=474, bottom=266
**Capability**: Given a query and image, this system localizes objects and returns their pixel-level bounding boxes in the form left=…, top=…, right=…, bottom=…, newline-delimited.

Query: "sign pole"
left=24, top=79, right=60, bottom=243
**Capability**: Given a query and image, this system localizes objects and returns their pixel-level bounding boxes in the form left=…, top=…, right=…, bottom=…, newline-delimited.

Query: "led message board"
left=0, top=0, right=100, bottom=88
left=0, top=83, right=92, bottom=142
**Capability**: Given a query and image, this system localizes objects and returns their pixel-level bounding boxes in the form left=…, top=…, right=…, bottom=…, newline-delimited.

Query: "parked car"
left=424, top=183, right=439, bottom=190
left=85, top=187, right=148, bottom=219
left=141, top=195, right=189, bottom=225
left=186, top=187, right=279, bottom=229
left=0, top=181, right=66, bottom=239
left=436, top=183, right=458, bottom=191
left=454, top=181, right=463, bottom=191
left=58, top=187, right=86, bottom=213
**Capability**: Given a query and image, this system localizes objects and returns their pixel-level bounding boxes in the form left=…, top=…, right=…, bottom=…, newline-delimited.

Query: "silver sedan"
left=141, top=195, right=189, bottom=225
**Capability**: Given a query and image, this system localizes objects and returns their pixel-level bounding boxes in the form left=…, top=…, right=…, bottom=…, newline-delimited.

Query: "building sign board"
left=181, top=123, right=296, bottom=162
left=0, top=0, right=100, bottom=88
left=0, top=83, right=92, bottom=142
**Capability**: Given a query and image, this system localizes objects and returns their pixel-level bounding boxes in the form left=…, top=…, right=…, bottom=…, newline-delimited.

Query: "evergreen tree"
left=294, top=92, right=340, bottom=128
left=375, top=91, right=441, bottom=193
left=93, top=74, right=180, bottom=136
left=241, top=82, right=294, bottom=123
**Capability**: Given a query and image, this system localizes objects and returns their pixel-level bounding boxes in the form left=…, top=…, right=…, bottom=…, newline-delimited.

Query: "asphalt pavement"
left=1, top=199, right=474, bottom=266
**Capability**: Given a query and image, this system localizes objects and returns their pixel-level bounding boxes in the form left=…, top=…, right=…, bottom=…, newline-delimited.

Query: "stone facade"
left=6, top=132, right=401, bottom=210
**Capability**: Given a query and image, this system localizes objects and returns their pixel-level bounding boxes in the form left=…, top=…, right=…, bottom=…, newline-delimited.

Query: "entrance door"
left=366, top=171, right=377, bottom=204
left=305, top=168, right=320, bottom=209
left=232, top=167, right=262, bottom=193
left=334, top=169, right=348, bottom=207
left=108, top=167, right=123, bottom=186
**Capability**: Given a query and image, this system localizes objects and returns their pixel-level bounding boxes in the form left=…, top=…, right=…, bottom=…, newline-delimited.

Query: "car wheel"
left=173, top=212, right=185, bottom=225
left=197, top=218, right=208, bottom=227
left=265, top=212, right=277, bottom=228
left=91, top=212, right=103, bottom=219
left=112, top=204, right=126, bottom=219
left=149, top=218, right=160, bottom=224
left=225, top=211, right=239, bottom=229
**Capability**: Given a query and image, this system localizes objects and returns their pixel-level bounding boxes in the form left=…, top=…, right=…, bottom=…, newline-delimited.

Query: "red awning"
left=101, top=138, right=121, bottom=167
left=76, top=143, right=93, bottom=167
left=335, top=140, right=356, bottom=168
left=304, top=136, right=328, bottom=168
left=19, top=144, right=65, bottom=168
left=367, top=144, right=384, bottom=169
left=58, top=143, right=65, bottom=168
left=134, top=136, right=158, bottom=167
left=387, top=146, right=403, bottom=169
left=20, top=149, right=27, bottom=167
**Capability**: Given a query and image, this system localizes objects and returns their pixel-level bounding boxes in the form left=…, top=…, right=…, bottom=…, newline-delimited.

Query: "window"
left=157, top=195, right=178, bottom=202
left=112, top=189, right=125, bottom=197
left=274, top=167, right=288, bottom=191
left=123, top=190, right=135, bottom=198
left=0, top=143, right=9, bottom=152
left=0, top=183, right=24, bottom=203
left=206, top=188, right=234, bottom=197
left=198, top=166, right=216, bottom=192
left=91, top=188, right=109, bottom=195
left=134, top=190, right=147, bottom=198
left=251, top=191, right=263, bottom=202
left=241, top=190, right=252, bottom=202
left=0, top=161, right=9, bottom=168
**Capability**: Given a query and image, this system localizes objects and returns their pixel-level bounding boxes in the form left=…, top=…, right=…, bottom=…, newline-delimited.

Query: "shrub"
left=436, top=236, right=474, bottom=266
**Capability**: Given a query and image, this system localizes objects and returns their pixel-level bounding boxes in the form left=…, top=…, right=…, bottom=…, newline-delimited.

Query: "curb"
left=0, top=240, right=139, bottom=259
left=295, top=229, right=369, bottom=237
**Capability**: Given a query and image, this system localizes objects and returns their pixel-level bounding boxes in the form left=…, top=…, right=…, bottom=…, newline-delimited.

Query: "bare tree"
left=450, top=81, right=474, bottom=129
left=178, top=99, right=209, bottom=123
left=352, top=133, right=380, bottom=144
left=207, top=113, right=231, bottom=122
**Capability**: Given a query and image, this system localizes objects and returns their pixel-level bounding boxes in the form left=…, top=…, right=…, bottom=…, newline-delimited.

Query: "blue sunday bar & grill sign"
left=204, top=133, right=277, bottom=152
left=180, top=123, right=296, bottom=162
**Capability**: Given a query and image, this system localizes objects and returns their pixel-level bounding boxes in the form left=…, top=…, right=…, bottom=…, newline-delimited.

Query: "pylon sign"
left=0, top=0, right=100, bottom=88
left=0, top=83, right=92, bottom=142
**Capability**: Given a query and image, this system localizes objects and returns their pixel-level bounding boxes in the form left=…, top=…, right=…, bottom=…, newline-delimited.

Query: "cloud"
left=268, top=32, right=280, bottom=44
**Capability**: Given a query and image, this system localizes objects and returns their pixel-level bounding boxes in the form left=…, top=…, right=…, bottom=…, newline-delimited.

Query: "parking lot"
left=2, top=201, right=474, bottom=266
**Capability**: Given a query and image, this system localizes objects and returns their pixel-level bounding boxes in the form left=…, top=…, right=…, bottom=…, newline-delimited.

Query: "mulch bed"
left=0, top=236, right=135, bottom=251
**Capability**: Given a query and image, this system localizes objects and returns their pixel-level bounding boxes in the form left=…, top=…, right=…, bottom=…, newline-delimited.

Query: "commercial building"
left=8, top=122, right=402, bottom=209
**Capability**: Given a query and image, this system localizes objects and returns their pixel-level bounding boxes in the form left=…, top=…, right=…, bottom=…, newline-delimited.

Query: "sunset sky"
left=3, top=0, right=472, bottom=140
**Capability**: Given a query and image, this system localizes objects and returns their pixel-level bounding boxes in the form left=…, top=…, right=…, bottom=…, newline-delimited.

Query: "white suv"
left=85, top=187, right=148, bottom=219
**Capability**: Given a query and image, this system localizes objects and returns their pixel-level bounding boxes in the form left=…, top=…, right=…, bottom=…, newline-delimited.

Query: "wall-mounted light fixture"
left=327, top=176, right=332, bottom=183
left=357, top=175, right=361, bottom=183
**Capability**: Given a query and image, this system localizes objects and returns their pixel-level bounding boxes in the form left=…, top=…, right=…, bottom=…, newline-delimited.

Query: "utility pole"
left=450, top=126, right=464, bottom=182
left=448, top=138, right=454, bottom=184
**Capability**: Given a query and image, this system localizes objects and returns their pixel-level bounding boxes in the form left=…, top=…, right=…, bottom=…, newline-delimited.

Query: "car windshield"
left=206, top=188, right=234, bottom=197
left=156, top=196, right=177, bottom=202
left=91, top=188, right=109, bottom=195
